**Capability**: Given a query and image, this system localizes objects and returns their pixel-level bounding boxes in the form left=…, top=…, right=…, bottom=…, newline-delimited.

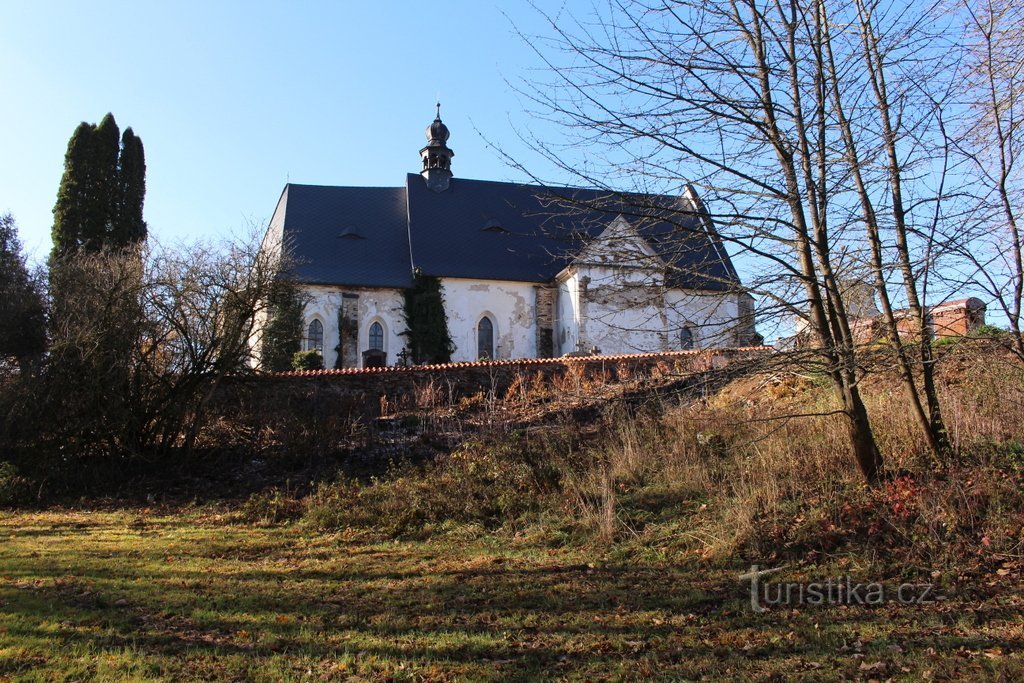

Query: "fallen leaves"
left=1, top=510, right=1022, bottom=681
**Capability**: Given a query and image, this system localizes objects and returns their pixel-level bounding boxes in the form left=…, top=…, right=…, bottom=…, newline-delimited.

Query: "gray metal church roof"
left=277, top=174, right=740, bottom=291
left=278, top=184, right=413, bottom=288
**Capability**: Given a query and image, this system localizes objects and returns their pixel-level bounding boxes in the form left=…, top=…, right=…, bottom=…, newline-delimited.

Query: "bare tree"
left=38, top=229, right=283, bottom=463
left=950, top=0, right=1024, bottom=359
left=822, top=0, right=956, bottom=460
left=516, top=0, right=904, bottom=481
left=136, top=232, right=284, bottom=454
left=511, top=0, right=1019, bottom=478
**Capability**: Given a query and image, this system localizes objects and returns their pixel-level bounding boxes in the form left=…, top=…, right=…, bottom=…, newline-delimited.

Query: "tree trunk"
left=842, top=379, right=884, bottom=484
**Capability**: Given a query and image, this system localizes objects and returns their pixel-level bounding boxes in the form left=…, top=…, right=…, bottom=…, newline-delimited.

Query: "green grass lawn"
left=1, top=509, right=1022, bottom=682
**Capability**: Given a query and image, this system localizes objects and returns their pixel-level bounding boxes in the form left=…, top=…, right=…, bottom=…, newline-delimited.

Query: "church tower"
left=420, top=103, right=454, bottom=192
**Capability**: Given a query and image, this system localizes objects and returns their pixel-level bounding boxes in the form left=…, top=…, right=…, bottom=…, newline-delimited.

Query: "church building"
left=261, top=108, right=757, bottom=368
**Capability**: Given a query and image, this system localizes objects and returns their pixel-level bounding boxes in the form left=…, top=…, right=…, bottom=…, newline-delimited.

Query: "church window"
left=369, top=321, right=384, bottom=350
left=307, top=319, right=324, bottom=352
left=477, top=316, right=494, bottom=360
left=680, top=324, right=695, bottom=350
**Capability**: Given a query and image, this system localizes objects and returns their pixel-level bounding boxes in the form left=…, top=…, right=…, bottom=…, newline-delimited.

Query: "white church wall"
left=555, top=264, right=742, bottom=354
left=555, top=274, right=580, bottom=355
left=294, top=281, right=744, bottom=366
left=301, top=285, right=407, bottom=368
left=562, top=215, right=675, bottom=354
left=664, top=289, right=741, bottom=348
left=576, top=263, right=667, bottom=354
left=249, top=192, right=290, bottom=367
left=441, top=278, right=537, bottom=361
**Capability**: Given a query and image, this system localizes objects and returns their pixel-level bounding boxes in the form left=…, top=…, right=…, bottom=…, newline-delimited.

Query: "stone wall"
left=213, top=348, right=771, bottom=448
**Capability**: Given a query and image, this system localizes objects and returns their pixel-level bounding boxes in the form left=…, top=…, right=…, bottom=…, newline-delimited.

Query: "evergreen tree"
left=0, top=213, right=46, bottom=364
left=261, top=278, right=306, bottom=372
left=115, top=127, right=147, bottom=246
left=87, top=113, right=121, bottom=250
left=51, top=113, right=146, bottom=258
left=402, top=271, right=454, bottom=364
left=51, top=122, right=96, bottom=257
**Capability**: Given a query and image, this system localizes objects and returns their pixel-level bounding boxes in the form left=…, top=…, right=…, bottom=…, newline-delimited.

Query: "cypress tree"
left=51, top=113, right=146, bottom=257
left=115, top=127, right=147, bottom=246
left=401, top=271, right=454, bottom=364
left=51, top=122, right=96, bottom=258
left=87, top=113, right=121, bottom=251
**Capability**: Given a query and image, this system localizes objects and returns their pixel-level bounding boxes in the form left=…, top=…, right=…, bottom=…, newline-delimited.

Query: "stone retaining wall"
left=208, top=348, right=772, bottom=452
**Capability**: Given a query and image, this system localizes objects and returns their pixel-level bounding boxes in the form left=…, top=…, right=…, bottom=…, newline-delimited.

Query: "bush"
left=305, top=438, right=560, bottom=537
left=261, top=278, right=308, bottom=372
left=935, top=324, right=1007, bottom=348
left=238, top=486, right=305, bottom=525
left=6, top=234, right=290, bottom=489
left=969, top=323, right=1007, bottom=339
left=0, top=461, right=32, bottom=506
left=291, top=350, right=324, bottom=371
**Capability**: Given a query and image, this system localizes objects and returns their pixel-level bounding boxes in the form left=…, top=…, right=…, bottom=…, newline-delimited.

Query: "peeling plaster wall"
left=560, top=216, right=675, bottom=354
left=298, top=277, right=743, bottom=367
left=664, top=289, right=740, bottom=348
left=556, top=266, right=742, bottom=354
left=577, top=264, right=667, bottom=353
left=441, top=278, right=537, bottom=361
left=301, top=285, right=407, bottom=368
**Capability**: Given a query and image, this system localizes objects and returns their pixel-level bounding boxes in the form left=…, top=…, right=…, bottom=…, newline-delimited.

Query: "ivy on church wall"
left=261, top=277, right=306, bottom=372
left=401, top=270, right=455, bottom=364
left=336, top=306, right=358, bottom=369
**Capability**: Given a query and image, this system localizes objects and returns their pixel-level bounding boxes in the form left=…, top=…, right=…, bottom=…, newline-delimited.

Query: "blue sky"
left=0, top=1, right=567, bottom=261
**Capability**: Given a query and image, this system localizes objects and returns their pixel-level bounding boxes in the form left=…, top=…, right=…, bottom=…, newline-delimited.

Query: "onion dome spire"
left=420, top=102, right=454, bottom=192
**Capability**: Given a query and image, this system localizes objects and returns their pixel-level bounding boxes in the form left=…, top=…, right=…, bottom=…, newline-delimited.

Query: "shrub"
left=305, top=438, right=561, bottom=537
left=969, top=323, right=1007, bottom=339
left=935, top=324, right=1007, bottom=348
left=291, top=349, right=324, bottom=371
left=0, top=461, right=32, bottom=506
left=261, top=278, right=307, bottom=372
left=6, top=233, right=291, bottom=490
left=238, top=486, right=305, bottom=525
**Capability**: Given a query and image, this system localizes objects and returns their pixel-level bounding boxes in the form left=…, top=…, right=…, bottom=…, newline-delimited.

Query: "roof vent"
left=338, top=227, right=365, bottom=240
left=482, top=218, right=508, bottom=233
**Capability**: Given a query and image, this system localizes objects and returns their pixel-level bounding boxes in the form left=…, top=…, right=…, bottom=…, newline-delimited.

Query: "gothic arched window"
left=369, top=321, right=384, bottom=350
left=680, top=324, right=695, bottom=350
left=307, top=319, right=324, bottom=352
left=477, top=316, right=494, bottom=360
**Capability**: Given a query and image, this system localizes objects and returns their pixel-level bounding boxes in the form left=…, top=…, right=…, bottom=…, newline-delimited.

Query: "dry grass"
left=4, top=344, right=1024, bottom=680
left=572, top=343, right=1024, bottom=569
left=286, top=343, right=1024, bottom=574
left=4, top=508, right=1022, bottom=681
